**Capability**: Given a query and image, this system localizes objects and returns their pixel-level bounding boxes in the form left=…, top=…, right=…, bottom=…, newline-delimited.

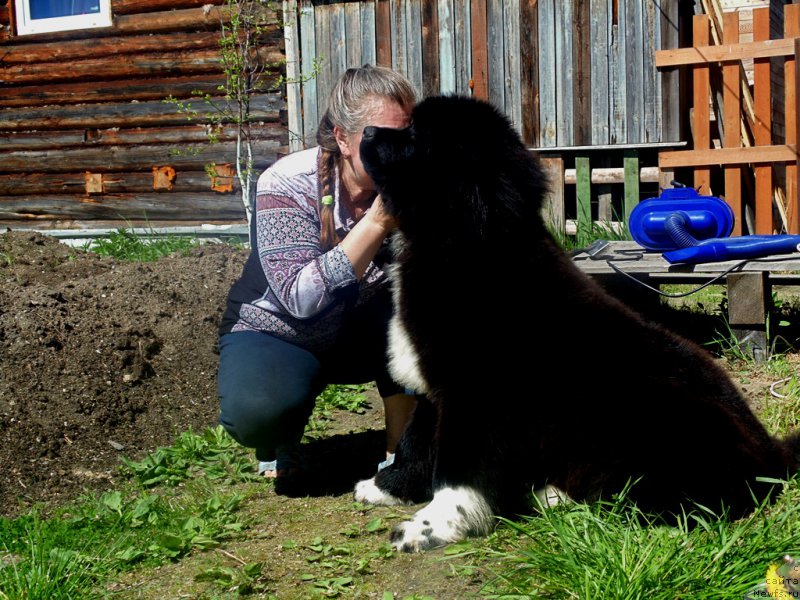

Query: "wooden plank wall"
left=289, top=0, right=681, bottom=151
left=0, top=0, right=288, bottom=230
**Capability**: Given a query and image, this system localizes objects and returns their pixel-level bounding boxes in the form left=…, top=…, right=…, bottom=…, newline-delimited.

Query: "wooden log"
left=0, top=75, right=284, bottom=109
left=563, top=166, right=660, bottom=185
left=0, top=171, right=242, bottom=195
left=540, top=155, right=564, bottom=232
left=0, top=123, right=286, bottom=151
left=11, top=5, right=281, bottom=41
left=0, top=218, right=246, bottom=230
left=0, top=32, right=222, bottom=64
left=112, top=0, right=224, bottom=16
left=0, top=139, right=283, bottom=173
left=0, top=94, right=284, bottom=131
left=0, top=193, right=246, bottom=221
left=0, top=47, right=284, bottom=85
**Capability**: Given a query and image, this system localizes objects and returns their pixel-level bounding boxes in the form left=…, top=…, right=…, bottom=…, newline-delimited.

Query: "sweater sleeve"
left=255, top=191, right=356, bottom=319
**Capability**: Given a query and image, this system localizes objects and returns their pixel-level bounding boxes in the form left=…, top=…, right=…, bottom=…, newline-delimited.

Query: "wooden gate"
left=656, top=4, right=800, bottom=235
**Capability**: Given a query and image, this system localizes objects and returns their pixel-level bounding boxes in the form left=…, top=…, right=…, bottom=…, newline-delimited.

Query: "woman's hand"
left=364, top=194, right=398, bottom=234
left=341, top=194, right=397, bottom=280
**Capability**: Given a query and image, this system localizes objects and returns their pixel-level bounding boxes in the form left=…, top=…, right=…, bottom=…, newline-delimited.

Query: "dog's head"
left=360, top=94, right=548, bottom=244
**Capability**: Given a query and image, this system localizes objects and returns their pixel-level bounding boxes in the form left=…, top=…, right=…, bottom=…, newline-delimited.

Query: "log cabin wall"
left=0, top=0, right=288, bottom=230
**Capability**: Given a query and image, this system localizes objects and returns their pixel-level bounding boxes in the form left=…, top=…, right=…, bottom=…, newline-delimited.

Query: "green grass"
left=0, top=426, right=253, bottom=600
left=0, top=385, right=373, bottom=599
left=550, top=217, right=632, bottom=253
left=304, top=384, right=372, bottom=440
left=83, top=227, right=201, bottom=261
left=468, top=479, right=800, bottom=599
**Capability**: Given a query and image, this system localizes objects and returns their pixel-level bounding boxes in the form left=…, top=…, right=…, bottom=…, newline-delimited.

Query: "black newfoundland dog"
left=354, top=94, right=800, bottom=553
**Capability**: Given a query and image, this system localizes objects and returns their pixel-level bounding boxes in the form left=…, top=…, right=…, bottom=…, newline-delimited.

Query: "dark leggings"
left=217, top=293, right=402, bottom=461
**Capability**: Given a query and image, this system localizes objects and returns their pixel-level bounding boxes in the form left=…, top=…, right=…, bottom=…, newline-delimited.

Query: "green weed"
left=83, top=227, right=200, bottom=261
left=0, top=426, right=252, bottom=599
left=304, top=384, right=371, bottom=439
left=121, top=425, right=259, bottom=488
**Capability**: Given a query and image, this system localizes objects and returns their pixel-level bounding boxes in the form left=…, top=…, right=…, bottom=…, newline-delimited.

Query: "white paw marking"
left=354, top=477, right=405, bottom=506
left=390, top=486, right=494, bottom=553
left=533, top=485, right=572, bottom=508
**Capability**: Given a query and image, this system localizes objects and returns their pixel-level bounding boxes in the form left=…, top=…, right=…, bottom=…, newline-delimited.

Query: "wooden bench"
left=572, top=240, right=800, bottom=361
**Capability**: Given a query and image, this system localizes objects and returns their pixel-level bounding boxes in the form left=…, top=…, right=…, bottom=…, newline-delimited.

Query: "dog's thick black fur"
left=354, top=94, right=800, bottom=552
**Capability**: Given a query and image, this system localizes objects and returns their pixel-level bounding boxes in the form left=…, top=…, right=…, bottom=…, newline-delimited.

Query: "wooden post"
left=723, top=11, right=743, bottom=236
left=540, top=155, right=565, bottom=234
left=576, top=156, right=592, bottom=235
left=624, top=150, right=639, bottom=224
left=693, top=15, right=712, bottom=195
left=788, top=7, right=800, bottom=234
left=727, top=272, right=769, bottom=362
left=753, top=7, right=773, bottom=234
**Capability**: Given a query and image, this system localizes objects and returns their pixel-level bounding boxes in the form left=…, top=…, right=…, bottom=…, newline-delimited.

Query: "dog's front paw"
left=354, top=477, right=405, bottom=506
left=390, top=486, right=494, bottom=553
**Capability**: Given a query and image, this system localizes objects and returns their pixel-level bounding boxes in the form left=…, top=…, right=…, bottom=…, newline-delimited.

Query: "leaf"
left=282, top=540, right=297, bottom=550
left=101, top=491, right=123, bottom=514
left=244, top=562, right=264, bottom=577
left=157, top=533, right=186, bottom=551
left=365, top=517, right=386, bottom=532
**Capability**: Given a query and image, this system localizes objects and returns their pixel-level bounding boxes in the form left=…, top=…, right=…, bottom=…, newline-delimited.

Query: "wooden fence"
left=657, top=4, right=800, bottom=235
left=282, top=0, right=681, bottom=152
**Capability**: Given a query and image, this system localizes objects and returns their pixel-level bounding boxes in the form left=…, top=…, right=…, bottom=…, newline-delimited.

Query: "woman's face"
left=336, top=97, right=411, bottom=194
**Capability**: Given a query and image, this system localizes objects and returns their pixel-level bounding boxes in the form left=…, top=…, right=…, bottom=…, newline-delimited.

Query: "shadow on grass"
left=275, top=429, right=387, bottom=498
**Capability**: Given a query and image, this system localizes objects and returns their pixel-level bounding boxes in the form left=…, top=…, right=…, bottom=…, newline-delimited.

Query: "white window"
left=14, top=0, right=112, bottom=35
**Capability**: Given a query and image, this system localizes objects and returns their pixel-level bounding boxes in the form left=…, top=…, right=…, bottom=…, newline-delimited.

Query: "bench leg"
left=726, top=272, right=770, bottom=362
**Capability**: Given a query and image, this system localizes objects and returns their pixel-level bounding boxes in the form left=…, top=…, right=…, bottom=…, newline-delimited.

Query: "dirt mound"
left=0, top=230, right=248, bottom=517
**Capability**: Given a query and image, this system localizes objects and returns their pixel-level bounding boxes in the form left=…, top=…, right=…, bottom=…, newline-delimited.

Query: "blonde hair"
left=317, top=65, right=417, bottom=251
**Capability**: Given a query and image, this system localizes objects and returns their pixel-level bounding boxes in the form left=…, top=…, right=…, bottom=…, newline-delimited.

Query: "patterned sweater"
left=218, top=147, right=390, bottom=352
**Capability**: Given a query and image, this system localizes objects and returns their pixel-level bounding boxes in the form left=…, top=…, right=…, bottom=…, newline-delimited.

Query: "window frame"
left=13, top=0, right=113, bottom=36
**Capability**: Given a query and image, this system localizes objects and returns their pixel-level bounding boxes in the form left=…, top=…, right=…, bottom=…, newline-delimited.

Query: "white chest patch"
left=385, top=238, right=429, bottom=395
left=387, top=315, right=429, bottom=394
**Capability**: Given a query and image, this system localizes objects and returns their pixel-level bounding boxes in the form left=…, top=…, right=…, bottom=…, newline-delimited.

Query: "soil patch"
left=0, top=230, right=247, bottom=517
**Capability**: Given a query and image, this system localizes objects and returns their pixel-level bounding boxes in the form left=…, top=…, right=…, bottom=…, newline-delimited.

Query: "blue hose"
left=664, top=212, right=700, bottom=249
